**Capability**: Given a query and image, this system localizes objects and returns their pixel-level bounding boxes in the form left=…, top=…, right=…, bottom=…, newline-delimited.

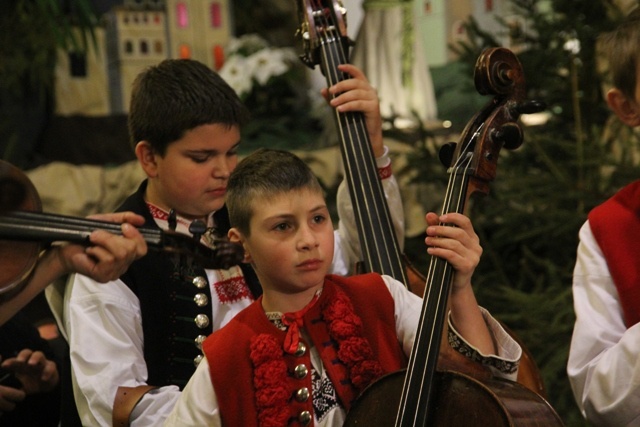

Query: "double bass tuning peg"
left=493, top=122, right=523, bottom=150
left=438, top=142, right=457, bottom=168
left=513, top=99, right=547, bottom=115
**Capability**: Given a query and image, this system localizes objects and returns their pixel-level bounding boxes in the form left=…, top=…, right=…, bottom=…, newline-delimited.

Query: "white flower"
left=247, top=47, right=296, bottom=85
left=226, top=34, right=269, bottom=56
left=563, top=38, right=580, bottom=55
left=219, top=55, right=253, bottom=97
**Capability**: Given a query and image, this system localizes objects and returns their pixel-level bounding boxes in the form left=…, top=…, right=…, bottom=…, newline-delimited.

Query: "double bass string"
left=313, top=1, right=405, bottom=281
left=396, top=151, right=474, bottom=426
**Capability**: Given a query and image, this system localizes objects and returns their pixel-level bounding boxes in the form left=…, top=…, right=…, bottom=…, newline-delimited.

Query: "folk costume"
left=165, top=274, right=522, bottom=426
left=568, top=180, right=640, bottom=426
left=47, top=149, right=405, bottom=426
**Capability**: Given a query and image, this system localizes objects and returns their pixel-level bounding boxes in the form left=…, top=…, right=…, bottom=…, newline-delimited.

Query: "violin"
left=343, top=47, right=562, bottom=425
left=0, top=160, right=244, bottom=295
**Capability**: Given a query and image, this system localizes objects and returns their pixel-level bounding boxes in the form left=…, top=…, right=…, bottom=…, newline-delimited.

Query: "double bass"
left=344, top=46, right=563, bottom=425
left=294, top=1, right=562, bottom=424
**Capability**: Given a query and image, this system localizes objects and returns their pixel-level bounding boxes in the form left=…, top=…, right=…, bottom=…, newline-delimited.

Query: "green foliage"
left=407, top=1, right=640, bottom=425
left=0, top=0, right=97, bottom=101
left=0, top=0, right=98, bottom=167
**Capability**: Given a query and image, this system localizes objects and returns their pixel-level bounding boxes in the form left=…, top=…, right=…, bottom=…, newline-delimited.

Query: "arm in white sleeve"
left=382, top=275, right=521, bottom=381
left=568, top=221, right=640, bottom=427
left=164, top=358, right=221, bottom=426
left=64, top=274, right=181, bottom=427
left=332, top=145, right=405, bottom=276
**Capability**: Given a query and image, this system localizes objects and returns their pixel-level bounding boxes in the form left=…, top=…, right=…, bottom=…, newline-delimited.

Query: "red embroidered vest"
left=203, top=273, right=407, bottom=427
left=588, top=180, right=640, bottom=327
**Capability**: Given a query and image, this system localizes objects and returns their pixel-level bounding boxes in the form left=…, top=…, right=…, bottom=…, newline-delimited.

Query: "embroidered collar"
left=265, top=289, right=323, bottom=352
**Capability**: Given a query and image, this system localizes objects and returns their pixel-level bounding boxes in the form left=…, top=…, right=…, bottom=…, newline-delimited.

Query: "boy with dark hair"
left=58, top=59, right=407, bottom=426
left=567, top=6, right=640, bottom=426
left=165, top=148, right=522, bottom=426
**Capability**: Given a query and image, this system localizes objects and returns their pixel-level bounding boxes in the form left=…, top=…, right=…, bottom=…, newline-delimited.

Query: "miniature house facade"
left=55, top=0, right=232, bottom=115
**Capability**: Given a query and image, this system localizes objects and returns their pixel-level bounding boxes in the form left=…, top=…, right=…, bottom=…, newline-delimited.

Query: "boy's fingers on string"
left=337, top=63, right=367, bottom=81
left=88, top=211, right=145, bottom=227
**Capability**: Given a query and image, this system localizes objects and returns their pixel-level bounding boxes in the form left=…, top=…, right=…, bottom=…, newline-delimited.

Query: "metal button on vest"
left=194, top=354, right=203, bottom=366
left=194, top=293, right=209, bottom=307
left=295, top=387, right=309, bottom=402
left=298, top=410, right=311, bottom=425
left=192, top=276, right=207, bottom=289
left=194, top=335, right=207, bottom=349
left=195, top=314, right=210, bottom=328
left=294, top=342, right=307, bottom=357
left=294, top=364, right=308, bottom=379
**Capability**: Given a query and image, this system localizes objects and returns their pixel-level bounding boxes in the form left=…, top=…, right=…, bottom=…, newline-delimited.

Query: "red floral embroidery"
left=249, top=287, right=385, bottom=426
left=250, top=334, right=290, bottom=427
left=322, top=288, right=384, bottom=391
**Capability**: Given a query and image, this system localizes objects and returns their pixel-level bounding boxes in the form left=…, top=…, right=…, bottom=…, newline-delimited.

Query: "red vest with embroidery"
left=203, top=273, right=407, bottom=427
left=588, top=180, right=640, bottom=327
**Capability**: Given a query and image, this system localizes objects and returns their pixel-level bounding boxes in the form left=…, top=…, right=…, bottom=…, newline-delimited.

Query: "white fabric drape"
left=351, top=1, right=438, bottom=124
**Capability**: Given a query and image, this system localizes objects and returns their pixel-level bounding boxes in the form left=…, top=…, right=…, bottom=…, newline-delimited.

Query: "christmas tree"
left=407, top=1, right=640, bottom=425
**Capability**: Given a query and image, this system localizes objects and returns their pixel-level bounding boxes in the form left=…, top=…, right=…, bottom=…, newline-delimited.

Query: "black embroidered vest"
left=117, top=181, right=260, bottom=388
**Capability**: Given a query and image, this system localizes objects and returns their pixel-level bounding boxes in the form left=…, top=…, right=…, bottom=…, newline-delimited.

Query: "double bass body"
left=345, top=369, right=563, bottom=426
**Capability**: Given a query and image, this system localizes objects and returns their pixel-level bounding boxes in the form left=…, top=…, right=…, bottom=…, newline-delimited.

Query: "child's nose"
left=297, top=225, right=319, bottom=249
left=211, top=158, right=231, bottom=179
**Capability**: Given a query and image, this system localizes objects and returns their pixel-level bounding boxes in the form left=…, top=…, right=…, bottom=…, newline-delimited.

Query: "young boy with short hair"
left=57, top=58, right=407, bottom=426
left=568, top=7, right=640, bottom=426
left=165, top=148, right=522, bottom=426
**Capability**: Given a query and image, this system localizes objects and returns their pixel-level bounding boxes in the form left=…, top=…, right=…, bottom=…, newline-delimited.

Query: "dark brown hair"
left=128, top=59, right=249, bottom=155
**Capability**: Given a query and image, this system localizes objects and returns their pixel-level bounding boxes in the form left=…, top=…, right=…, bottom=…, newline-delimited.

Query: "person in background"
left=57, top=58, right=406, bottom=426
left=0, top=312, right=61, bottom=426
left=567, top=6, right=640, bottom=426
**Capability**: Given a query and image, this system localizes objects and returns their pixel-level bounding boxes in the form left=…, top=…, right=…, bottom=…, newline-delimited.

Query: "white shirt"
left=49, top=150, right=406, bottom=427
left=568, top=220, right=640, bottom=426
left=165, top=276, right=521, bottom=426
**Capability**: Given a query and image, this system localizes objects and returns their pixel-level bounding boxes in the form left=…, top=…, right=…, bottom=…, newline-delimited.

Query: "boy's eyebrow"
left=186, top=142, right=241, bottom=155
left=263, top=203, right=329, bottom=221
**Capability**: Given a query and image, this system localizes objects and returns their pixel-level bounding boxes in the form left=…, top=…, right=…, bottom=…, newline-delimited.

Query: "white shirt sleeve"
left=163, top=360, right=221, bottom=426
left=332, top=146, right=405, bottom=276
left=64, top=273, right=181, bottom=427
left=568, top=221, right=640, bottom=427
left=381, top=275, right=521, bottom=380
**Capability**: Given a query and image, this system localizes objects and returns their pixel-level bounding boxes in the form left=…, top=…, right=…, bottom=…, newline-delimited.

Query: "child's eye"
left=312, top=215, right=326, bottom=224
left=274, top=222, right=290, bottom=231
left=190, top=155, right=209, bottom=163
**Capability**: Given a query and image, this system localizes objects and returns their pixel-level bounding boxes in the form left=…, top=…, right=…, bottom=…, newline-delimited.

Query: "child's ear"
left=606, top=88, right=640, bottom=127
left=228, top=228, right=252, bottom=263
left=135, top=141, right=159, bottom=177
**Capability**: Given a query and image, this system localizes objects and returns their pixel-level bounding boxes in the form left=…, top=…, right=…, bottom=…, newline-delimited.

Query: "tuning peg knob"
left=189, top=220, right=207, bottom=242
left=439, top=142, right=457, bottom=167
left=514, top=100, right=547, bottom=115
left=493, top=122, right=523, bottom=150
